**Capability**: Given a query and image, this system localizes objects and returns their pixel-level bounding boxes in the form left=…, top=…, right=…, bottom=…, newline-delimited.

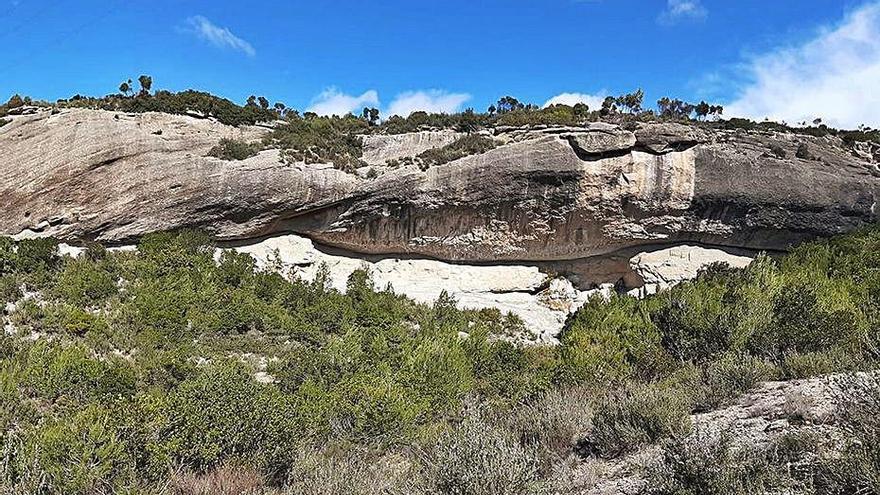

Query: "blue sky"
left=3, top=0, right=879, bottom=127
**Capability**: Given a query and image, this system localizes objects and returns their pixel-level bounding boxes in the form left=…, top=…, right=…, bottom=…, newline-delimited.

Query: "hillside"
left=1, top=92, right=880, bottom=494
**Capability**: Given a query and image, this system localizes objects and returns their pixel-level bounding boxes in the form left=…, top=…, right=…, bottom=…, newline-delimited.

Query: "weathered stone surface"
left=634, top=121, right=708, bottom=153
left=564, top=127, right=636, bottom=155
left=628, top=244, right=754, bottom=296
left=0, top=109, right=358, bottom=242
left=1, top=108, right=877, bottom=263
left=360, top=130, right=462, bottom=165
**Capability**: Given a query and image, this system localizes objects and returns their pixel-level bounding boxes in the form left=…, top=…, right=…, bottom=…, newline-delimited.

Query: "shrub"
left=415, top=135, right=497, bottom=169
left=0, top=274, right=21, bottom=304
left=206, top=138, right=259, bottom=161
left=651, top=277, right=732, bottom=364
left=465, top=336, right=556, bottom=406
left=815, top=374, right=880, bottom=493
left=781, top=349, right=862, bottom=379
left=60, top=90, right=277, bottom=126
left=13, top=237, right=60, bottom=285
left=691, top=353, right=777, bottom=411
left=171, top=463, right=267, bottom=495
left=507, top=386, right=594, bottom=462
left=557, top=294, right=663, bottom=383
left=646, top=432, right=803, bottom=494
left=268, top=115, right=368, bottom=171
left=586, top=381, right=692, bottom=459
left=13, top=404, right=137, bottom=495
left=50, top=256, right=117, bottom=307
left=155, top=361, right=298, bottom=474
left=752, top=281, right=864, bottom=366
left=284, top=447, right=409, bottom=495
left=418, top=404, right=540, bottom=495
left=23, top=341, right=136, bottom=403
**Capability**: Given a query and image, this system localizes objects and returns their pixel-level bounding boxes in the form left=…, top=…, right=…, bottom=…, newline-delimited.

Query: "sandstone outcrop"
left=627, top=244, right=753, bottom=297
left=2, top=108, right=877, bottom=262
left=6, top=107, right=875, bottom=336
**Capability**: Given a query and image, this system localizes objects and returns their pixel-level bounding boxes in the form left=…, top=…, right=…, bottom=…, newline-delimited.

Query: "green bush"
left=15, top=404, right=136, bottom=494
left=415, top=134, right=497, bottom=169
left=50, top=256, right=117, bottom=307
left=557, top=294, right=663, bottom=383
left=268, top=115, right=368, bottom=171
left=23, top=341, right=136, bottom=403
left=206, top=138, right=259, bottom=161
left=155, top=361, right=298, bottom=474
left=587, top=381, right=692, bottom=459
left=60, top=90, right=277, bottom=126
left=0, top=274, right=21, bottom=304
left=418, top=404, right=540, bottom=495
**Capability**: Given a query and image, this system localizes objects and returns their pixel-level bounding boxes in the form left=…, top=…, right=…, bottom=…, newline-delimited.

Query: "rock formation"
left=2, top=108, right=876, bottom=258
left=2, top=108, right=878, bottom=336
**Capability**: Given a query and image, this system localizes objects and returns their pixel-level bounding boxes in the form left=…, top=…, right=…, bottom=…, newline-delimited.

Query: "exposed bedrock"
left=1, top=108, right=877, bottom=262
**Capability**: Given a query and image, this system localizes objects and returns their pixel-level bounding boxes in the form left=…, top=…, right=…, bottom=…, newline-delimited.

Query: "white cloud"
left=187, top=16, right=256, bottom=57
left=543, top=91, right=609, bottom=111
left=306, top=88, right=380, bottom=116
left=386, top=90, right=471, bottom=117
left=725, top=2, right=880, bottom=129
left=658, top=0, right=707, bottom=24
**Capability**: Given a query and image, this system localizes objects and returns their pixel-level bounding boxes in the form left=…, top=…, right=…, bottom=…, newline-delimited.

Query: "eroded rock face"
left=227, top=234, right=614, bottom=341
left=628, top=244, right=754, bottom=297
left=360, top=130, right=462, bottom=165
left=1, top=108, right=877, bottom=263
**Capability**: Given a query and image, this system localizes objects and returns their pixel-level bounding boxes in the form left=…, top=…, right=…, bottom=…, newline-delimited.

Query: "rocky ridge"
left=2, top=108, right=878, bottom=336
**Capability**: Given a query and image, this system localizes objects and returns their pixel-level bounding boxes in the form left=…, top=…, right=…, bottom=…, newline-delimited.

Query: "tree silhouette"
left=695, top=101, right=711, bottom=120
left=600, top=96, right=617, bottom=116
left=495, top=96, right=525, bottom=114
left=137, top=75, right=152, bottom=96
left=361, top=107, right=380, bottom=125
left=6, top=94, right=24, bottom=108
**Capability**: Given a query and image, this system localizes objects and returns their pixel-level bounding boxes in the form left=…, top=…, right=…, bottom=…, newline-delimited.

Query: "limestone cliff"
left=2, top=108, right=876, bottom=261
left=4, top=107, right=878, bottom=338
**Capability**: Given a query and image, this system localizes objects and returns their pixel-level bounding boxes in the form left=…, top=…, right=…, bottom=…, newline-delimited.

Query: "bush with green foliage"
left=0, top=226, right=878, bottom=492
left=60, top=89, right=278, bottom=127
left=206, top=138, right=259, bottom=161
left=266, top=114, right=369, bottom=171
left=412, top=134, right=498, bottom=169
left=587, top=380, right=692, bottom=459
left=417, top=404, right=540, bottom=495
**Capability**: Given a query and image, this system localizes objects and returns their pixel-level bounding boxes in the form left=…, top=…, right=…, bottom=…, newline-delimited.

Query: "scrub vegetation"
left=1, top=224, right=878, bottom=493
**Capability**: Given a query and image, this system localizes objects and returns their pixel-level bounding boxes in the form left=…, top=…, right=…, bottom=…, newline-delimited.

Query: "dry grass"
left=507, top=386, right=595, bottom=459
left=171, top=464, right=267, bottom=495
